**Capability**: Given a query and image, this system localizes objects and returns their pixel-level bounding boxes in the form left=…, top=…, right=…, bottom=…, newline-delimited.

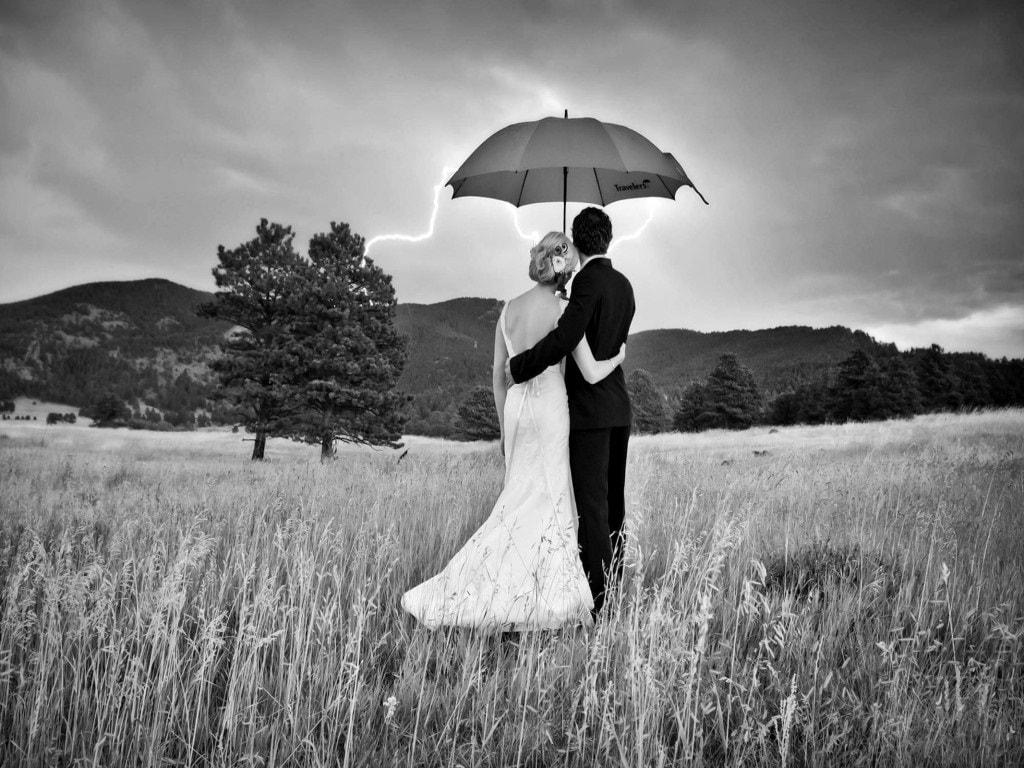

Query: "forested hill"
left=394, top=298, right=502, bottom=394
left=0, top=278, right=225, bottom=339
left=626, top=326, right=885, bottom=395
left=2, top=278, right=1014, bottom=434
left=0, top=279, right=231, bottom=418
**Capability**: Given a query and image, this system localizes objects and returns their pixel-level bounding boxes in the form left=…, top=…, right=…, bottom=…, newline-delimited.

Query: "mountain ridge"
left=2, top=278, right=1011, bottom=433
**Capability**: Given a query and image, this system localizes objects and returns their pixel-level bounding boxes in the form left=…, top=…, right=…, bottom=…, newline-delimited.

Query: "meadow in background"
left=1, top=411, right=1022, bottom=766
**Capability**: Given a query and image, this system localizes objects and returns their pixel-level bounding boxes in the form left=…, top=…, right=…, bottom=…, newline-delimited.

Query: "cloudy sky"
left=1, top=0, right=1022, bottom=358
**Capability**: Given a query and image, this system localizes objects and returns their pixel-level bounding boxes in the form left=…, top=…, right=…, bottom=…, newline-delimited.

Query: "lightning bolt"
left=608, top=202, right=655, bottom=252
left=364, top=169, right=658, bottom=257
left=512, top=208, right=541, bottom=244
left=364, top=166, right=454, bottom=254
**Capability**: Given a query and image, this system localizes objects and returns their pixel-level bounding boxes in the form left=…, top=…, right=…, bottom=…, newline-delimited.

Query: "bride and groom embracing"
left=403, top=207, right=634, bottom=630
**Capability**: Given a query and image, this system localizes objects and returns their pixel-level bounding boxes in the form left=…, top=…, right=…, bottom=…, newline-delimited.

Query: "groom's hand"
left=504, top=359, right=515, bottom=388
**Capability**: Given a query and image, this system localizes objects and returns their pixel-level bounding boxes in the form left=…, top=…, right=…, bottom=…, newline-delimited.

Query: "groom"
left=506, top=207, right=635, bottom=616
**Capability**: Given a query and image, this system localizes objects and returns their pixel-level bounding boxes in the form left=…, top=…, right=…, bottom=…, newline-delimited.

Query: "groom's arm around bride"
left=507, top=214, right=635, bottom=432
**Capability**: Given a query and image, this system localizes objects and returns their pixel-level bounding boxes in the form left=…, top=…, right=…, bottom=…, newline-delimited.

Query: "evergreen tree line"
left=405, top=388, right=468, bottom=438
left=765, top=345, right=1024, bottom=427
left=624, top=345, right=1024, bottom=434
left=77, top=390, right=221, bottom=431
left=447, top=343, right=1023, bottom=440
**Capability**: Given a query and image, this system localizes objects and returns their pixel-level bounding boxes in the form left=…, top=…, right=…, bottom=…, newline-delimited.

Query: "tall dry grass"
left=0, top=411, right=1022, bottom=766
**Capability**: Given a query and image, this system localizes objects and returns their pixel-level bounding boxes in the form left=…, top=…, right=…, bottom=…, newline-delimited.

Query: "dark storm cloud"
left=0, top=0, right=1021, bottom=356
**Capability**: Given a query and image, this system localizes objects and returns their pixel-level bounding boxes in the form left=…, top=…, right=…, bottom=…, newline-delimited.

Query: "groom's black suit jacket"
left=509, top=258, right=635, bottom=430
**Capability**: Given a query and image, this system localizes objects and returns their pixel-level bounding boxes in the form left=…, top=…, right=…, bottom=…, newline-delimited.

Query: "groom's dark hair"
left=572, top=207, right=613, bottom=257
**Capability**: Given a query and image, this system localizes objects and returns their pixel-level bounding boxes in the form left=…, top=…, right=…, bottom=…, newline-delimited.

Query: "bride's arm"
left=492, top=320, right=509, bottom=446
left=572, top=337, right=626, bottom=384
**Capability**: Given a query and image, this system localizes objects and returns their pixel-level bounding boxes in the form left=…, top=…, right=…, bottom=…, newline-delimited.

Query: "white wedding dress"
left=402, top=305, right=594, bottom=631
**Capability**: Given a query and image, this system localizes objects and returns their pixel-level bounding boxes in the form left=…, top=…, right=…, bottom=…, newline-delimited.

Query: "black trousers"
left=569, top=425, right=629, bottom=615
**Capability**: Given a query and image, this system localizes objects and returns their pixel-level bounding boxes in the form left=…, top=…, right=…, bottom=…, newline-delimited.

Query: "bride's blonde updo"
left=528, top=231, right=578, bottom=286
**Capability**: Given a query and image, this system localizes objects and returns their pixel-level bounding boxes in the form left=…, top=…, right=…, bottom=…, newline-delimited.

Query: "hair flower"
left=551, top=254, right=566, bottom=273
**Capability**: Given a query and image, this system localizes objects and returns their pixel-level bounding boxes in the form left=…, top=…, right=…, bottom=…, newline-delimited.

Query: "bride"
left=402, top=232, right=625, bottom=630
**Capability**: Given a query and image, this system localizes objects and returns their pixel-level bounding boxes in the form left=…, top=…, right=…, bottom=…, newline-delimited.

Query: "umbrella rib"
left=516, top=169, right=529, bottom=207
left=593, top=168, right=605, bottom=207
left=658, top=175, right=674, bottom=198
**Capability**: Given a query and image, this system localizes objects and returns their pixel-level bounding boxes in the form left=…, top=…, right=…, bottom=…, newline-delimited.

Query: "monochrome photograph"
left=1, top=1, right=1022, bottom=765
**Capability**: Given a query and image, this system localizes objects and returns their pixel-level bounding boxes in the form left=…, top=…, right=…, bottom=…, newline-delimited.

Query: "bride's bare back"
left=503, top=286, right=562, bottom=354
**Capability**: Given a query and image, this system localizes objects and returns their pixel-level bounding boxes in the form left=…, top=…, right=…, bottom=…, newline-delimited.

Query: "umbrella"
left=446, top=111, right=708, bottom=232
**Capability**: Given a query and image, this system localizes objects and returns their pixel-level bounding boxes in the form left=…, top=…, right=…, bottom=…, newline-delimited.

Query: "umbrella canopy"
left=446, top=115, right=707, bottom=230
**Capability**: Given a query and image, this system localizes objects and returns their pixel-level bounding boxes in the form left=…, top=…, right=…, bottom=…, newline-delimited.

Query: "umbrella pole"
left=562, top=166, right=567, bottom=233
left=562, top=109, right=568, bottom=233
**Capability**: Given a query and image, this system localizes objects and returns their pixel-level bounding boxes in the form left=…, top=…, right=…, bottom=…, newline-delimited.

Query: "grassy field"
left=1, top=412, right=1022, bottom=766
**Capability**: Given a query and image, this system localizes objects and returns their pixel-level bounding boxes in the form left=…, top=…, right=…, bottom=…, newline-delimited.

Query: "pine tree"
left=672, top=381, right=709, bottom=432
left=832, top=349, right=882, bottom=422
left=767, top=374, right=833, bottom=426
left=987, top=358, right=1024, bottom=407
left=284, top=221, right=408, bottom=460
left=876, top=355, right=922, bottom=418
left=702, top=353, right=763, bottom=429
left=766, top=390, right=801, bottom=426
left=951, top=355, right=993, bottom=409
left=88, top=392, right=130, bottom=426
left=456, top=386, right=500, bottom=441
left=627, top=368, right=668, bottom=434
left=914, top=345, right=963, bottom=412
left=198, top=220, right=310, bottom=459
